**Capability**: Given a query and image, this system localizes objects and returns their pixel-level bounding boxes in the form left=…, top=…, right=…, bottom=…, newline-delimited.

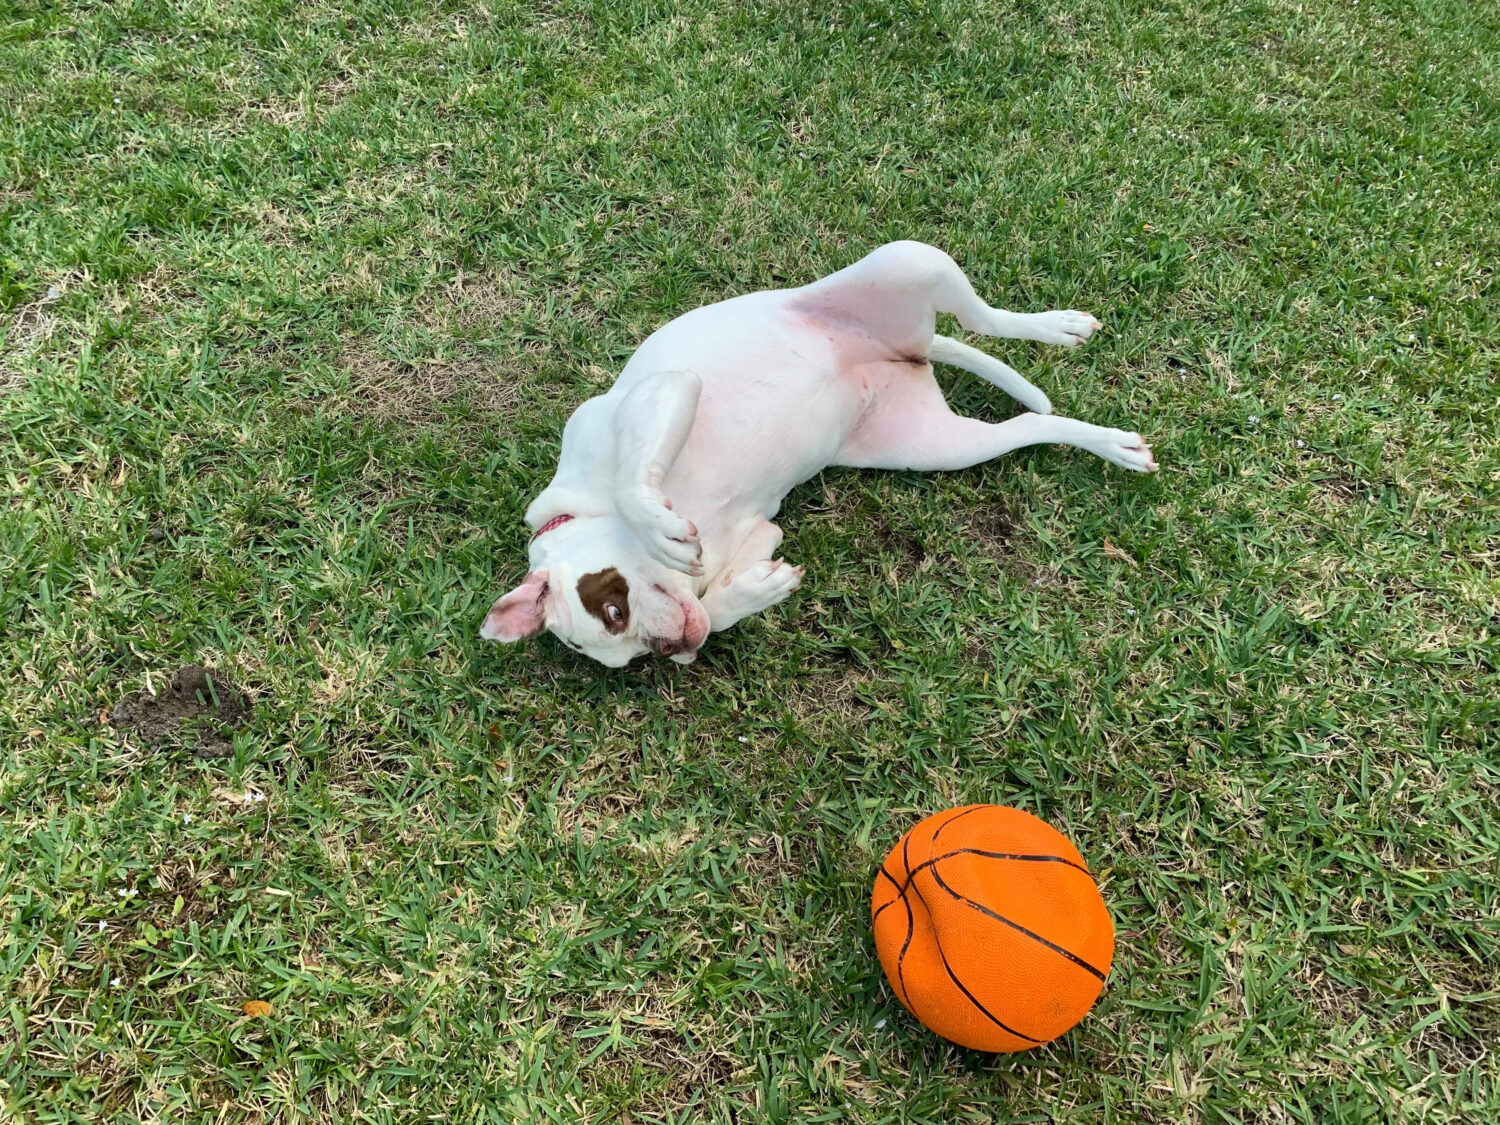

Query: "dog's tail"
left=929, top=334, right=1052, bottom=415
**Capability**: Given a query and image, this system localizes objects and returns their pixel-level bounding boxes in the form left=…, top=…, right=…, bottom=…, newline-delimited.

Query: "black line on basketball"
left=908, top=854, right=1043, bottom=1044
left=872, top=863, right=907, bottom=924
left=876, top=860, right=914, bottom=1005
left=931, top=805, right=985, bottom=843
left=893, top=835, right=918, bottom=1005
left=939, top=848, right=1091, bottom=877
left=875, top=847, right=1092, bottom=921
left=929, top=861, right=1108, bottom=983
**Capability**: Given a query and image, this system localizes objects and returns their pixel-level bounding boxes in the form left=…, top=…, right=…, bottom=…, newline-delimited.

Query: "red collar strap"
left=531, top=513, right=575, bottom=541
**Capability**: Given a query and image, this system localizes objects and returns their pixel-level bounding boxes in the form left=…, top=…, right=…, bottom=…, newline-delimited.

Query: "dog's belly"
left=624, top=292, right=869, bottom=517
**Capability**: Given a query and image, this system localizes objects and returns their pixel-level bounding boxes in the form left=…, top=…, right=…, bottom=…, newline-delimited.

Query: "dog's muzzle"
left=649, top=634, right=697, bottom=661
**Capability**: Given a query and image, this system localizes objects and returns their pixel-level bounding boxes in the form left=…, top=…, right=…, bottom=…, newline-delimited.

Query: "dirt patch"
left=965, top=502, right=1021, bottom=562
left=1316, top=472, right=1384, bottom=504
left=340, top=341, right=521, bottom=425
left=872, top=523, right=928, bottom=575
left=963, top=632, right=996, bottom=666
left=111, top=665, right=250, bottom=757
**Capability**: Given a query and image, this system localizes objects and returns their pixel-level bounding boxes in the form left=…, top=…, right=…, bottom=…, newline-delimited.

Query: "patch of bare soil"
left=111, top=665, right=250, bottom=757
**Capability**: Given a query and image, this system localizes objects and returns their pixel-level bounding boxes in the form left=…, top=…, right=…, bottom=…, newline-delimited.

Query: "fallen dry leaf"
left=213, top=788, right=266, bottom=805
left=1102, top=537, right=1138, bottom=567
left=242, top=1000, right=273, bottom=1018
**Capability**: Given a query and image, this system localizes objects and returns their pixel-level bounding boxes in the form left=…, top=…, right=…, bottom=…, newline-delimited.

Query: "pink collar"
left=531, top=513, right=574, bottom=541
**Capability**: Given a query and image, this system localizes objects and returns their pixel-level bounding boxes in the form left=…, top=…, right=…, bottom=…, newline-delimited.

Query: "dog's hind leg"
left=698, top=519, right=802, bottom=636
left=793, top=241, right=1102, bottom=356
left=928, top=334, right=1052, bottom=415
left=836, top=370, right=1155, bottom=474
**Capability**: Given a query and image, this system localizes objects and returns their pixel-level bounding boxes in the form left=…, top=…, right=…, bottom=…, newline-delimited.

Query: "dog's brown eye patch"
left=577, top=568, right=630, bottom=634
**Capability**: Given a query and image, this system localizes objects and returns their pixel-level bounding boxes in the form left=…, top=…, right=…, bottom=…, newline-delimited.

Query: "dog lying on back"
left=481, top=241, right=1156, bottom=666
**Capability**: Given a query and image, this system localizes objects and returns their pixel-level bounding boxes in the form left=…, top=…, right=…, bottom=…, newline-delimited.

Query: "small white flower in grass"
left=112, top=977, right=123, bottom=988
left=98, top=920, right=107, bottom=932
left=183, top=813, right=193, bottom=823
left=1333, top=393, right=1344, bottom=401
left=1434, top=260, right=1441, bottom=266
left=113, top=97, right=121, bottom=104
left=874, top=1018, right=887, bottom=1029
left=1407, top=334, right=1415, bottom=342
left=504, top=773, right=514, bottom=783
left=1295, top=440, right=1305, bottom=448
left=1126, top=609, right=1137, bottom=616
left=191, top=34, right=197, bottom=41
left=1248, top=415, right=1259, bottom=424
left=47, top=285, right=60, bottom=299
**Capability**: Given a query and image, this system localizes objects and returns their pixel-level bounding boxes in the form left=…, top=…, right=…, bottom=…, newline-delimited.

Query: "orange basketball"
left=871, top=804, right=1114, bottom=1052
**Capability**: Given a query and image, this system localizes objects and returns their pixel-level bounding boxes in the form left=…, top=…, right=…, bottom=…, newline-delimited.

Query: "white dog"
left=480, top=241, right=1156, bottom=666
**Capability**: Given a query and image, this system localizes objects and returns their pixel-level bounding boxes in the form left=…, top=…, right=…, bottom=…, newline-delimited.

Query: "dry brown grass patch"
left=418, top=269, right=525, bottom=334
left=3, top=295, right=58, bottom=386
left=340, top=340, right=521, bottom=424
left=561, top=992, right=744, bottom=1114
left=781, top=667, right=877, bottom=735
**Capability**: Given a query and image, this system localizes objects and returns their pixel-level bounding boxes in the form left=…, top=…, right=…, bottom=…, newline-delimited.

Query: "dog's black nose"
left=649, top=634, right=689, bottom=657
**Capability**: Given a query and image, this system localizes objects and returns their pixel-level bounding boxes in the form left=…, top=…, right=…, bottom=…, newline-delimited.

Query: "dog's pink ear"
left=479, top=571, right=551, bottom=642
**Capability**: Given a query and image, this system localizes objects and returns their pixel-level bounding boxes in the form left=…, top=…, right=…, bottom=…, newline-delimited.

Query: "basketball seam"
left=896, top=835, right=919, bottom=1006
left=871, top=849, right=1090, bottom=925
left=876, top=860, right=914, bottom=1007
left=929, top=861, right=1109, bottom=983
left=931, top=805, right=985, bottom=842
left=906, top=850, right=1044, bottom=1045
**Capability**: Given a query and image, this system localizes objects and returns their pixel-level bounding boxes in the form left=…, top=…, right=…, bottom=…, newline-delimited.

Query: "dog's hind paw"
left=730, top=558, right=803, bottom=606
left=702, top=558, right=803, bottom=629
left=1096, top=430, right=1158, bottom=472
left=1031, top=310, right=1102, bottom=347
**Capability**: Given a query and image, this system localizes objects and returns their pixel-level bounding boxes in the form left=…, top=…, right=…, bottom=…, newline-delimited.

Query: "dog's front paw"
left=1032, top=310, right=1102, bottom=347
left=617, top=485, right=702, bottom=574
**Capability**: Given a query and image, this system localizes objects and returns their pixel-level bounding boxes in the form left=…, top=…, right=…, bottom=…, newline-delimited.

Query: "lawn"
left=2, top=0, right=1497, bottom=1121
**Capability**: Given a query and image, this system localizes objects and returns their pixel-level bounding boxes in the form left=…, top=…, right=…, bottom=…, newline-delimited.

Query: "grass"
left=1, top=0, right=1497, bottom=1120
